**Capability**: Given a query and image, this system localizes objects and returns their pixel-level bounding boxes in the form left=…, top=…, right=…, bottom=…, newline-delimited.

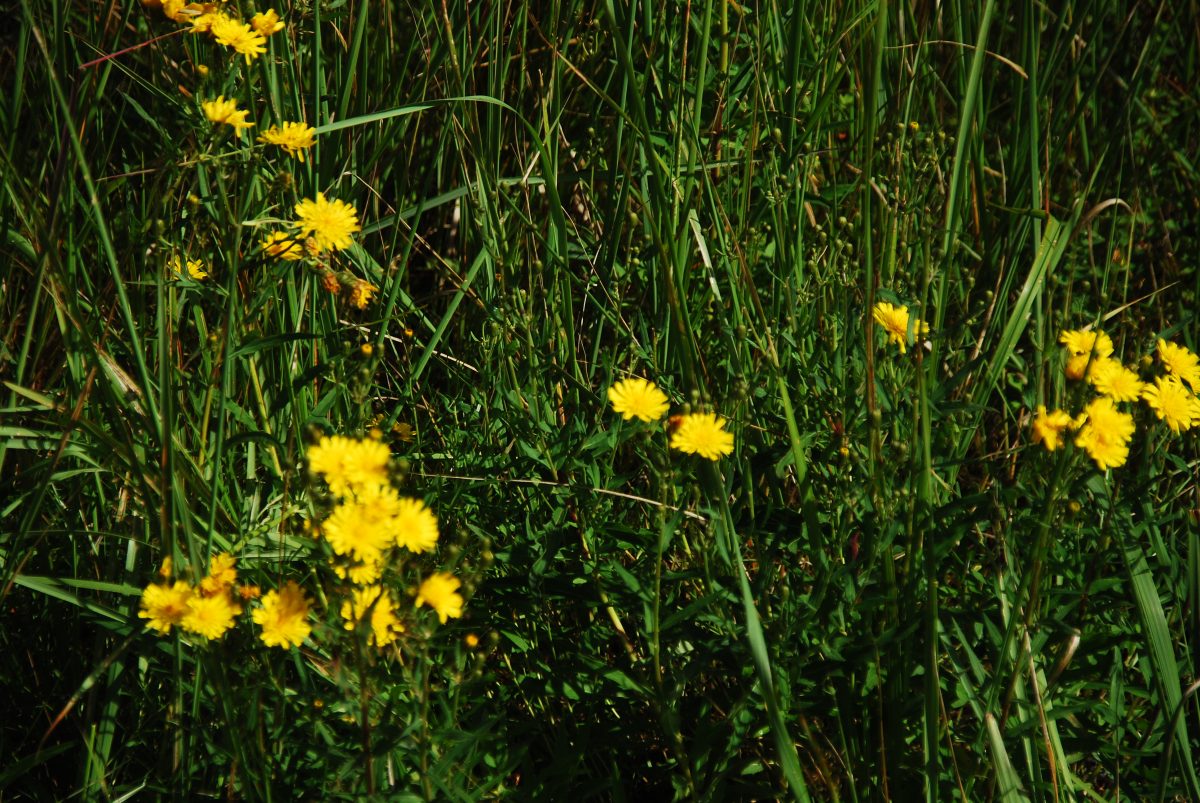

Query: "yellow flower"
left=1073, top=396, right=1136, bottom=470
left=189, top=9, right=228, bottom=33
left=181, top=593, right=240, bottom=640
left=138, top=580, right=194, bottom=634
left=416, top=572, right=465, bottom=624
left=1063, top=354, right=1087, bottom=381
left=332, top=556, right=384, bottom=585
left=258, top=121, right=315, bottom=161
left=394, top=498, right=439, bottom=553
left=341, top=585, right=402, bottom=647
left=260, top=231, right=304, bottom=260
left=669, top=412, right=735, bottom=460
left=1087, top=358, right=1145, bottom=402
left=1157, top=339, right=1200, bottom=390
left=322, top=484, right=403, bottom=563
left=252, top=581, right=311, bottom=649
left=1030, top=405, right=1074, bottom=451
left=168, top=254, right=208, bottom=280
left=202, top=95, right=254, bottom=137
left=293, top=193, right=361, bottom=253
left=873, top=301, right=929, bottom=354
left=349, top=280, right=378, bottom=309
left=607, top=378, right=669, bottom=422
left=163, top=0, right=213, bottom=22
left=307, top=433, right=391, bottom=496
left=250, top=9, right=285, bottom=36
left=198, top=552, right=238, bottom=595
left=1059, top=328, right=1114, bottom=357
left=1141, top=375, right=1200, bottom=434
left=209, top=15, right=267, bottom=63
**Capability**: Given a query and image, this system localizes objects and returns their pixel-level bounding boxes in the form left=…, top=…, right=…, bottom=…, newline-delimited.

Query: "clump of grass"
left=3, top=0, right=1200, bottom=799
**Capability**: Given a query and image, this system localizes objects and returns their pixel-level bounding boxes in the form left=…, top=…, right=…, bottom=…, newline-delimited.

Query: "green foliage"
left=2, top=0, right=1199, bottom=799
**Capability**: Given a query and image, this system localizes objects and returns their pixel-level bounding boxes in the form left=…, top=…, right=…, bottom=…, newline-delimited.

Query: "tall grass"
left=2, top=0, right=1199, bottom=799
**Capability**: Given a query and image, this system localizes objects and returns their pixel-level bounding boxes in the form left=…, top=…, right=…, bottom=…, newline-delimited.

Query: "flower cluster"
left=136, top=433, right=467, bottom=651
left=257, top=193, right=375, bottom=308
left=144, top=1, right=381, bottom=308
left=1030, top=329, right=1200, bottom=469
left=138, top=554, right=257, bottom=641
left=606, top=377, right=734, bottom=460
left=309, top=433, right=466, bottom=640
left=145, top=1, right=285, bottom=64
left=873, top=300, right=930, bottom=354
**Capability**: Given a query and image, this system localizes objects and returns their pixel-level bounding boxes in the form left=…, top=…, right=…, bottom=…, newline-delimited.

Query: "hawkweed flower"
left=1141, top=375, right=1200, bottom=433
left=189, top=9, right=227, bottom=33
left=252, top=581, right=311, bottom=649
left=1060, top=328, right=1114, bottom=381
left=250, top=9, right=284, bottom=36
left=349, top=280, right=378, bottom=309
left=1088, top=358, right=1145, bottom=402
left=181, top=593, right=240, bottom=640
left=341, top=585, right=402, bottom=647
left=669, top=412, right=735, bottom=460
left=168, top=254, right=208, bottom=280
left=416, top=572, right=464, bottom=624
left=1157, top=339, right=1200, bottom=390
left=138, top=580, right=194, bottom=634
left=258, top=122, right=315, bottom=161
left=394, top=498, right=439, bottom=553
left=293, top=193, right=361, bottom=253
left=1059, top=328, right=1114, bottom=358
left=202, top=95, right=253, bottom=137
left=210, top=15, right=267, bottom=63
left=162, top=0, right=207, bottom=23
left=332, top=556, right=384, bottom=585
left=198, top=553, right=237, bottom=595
left=607, top=378, right=669, bottom=422
left=260, top=231, right=304, bottom=260
left=307, top=433, right=391, bottom=496
left=322, top=484, right=403, bottom=563
left=1030, top=405, right=1074, bottom=451
left=1073, top=396, right=1136, bottom=470
left=873, top=301, right=929, bottom=354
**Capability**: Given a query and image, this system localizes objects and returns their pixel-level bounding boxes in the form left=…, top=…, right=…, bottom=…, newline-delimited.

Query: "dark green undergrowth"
left=2, top=0, right=1200, bottom=800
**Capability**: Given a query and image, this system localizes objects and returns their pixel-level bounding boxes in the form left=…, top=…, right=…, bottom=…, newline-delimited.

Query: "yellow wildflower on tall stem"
left=1141, top=375, right=1200, bottom=433
left=416, top=573, right=465, bottom=623
left=260, top=231, right=304, bottom=260
left=607, top=378, right=669, bottom=422
left=1030, top=405, right=1074, bottom=451
left=293, top=193, right=361, bottom=253
left=250, top=9, right=285, bottom=36
left=307, top=434, right=391, bottom=496
left=181, top=593, right=240, bottom=640
left=341, top=586, right=402, bottom=647
left=138, top=580, right=194, bottom=634
left=202, top=95, right=253, bottom=137
left=872, top=301, right=929, bottom=354
left=1073, top=397, right=1136, bottom=470
left=252, top=581, right=312, bottom=648
left=1157, top=339, right=1200, bottom=390
left=669, top=412, right=734, bottom=460
left=258, top=122, right=316, bottom=161
left=209, top=15, right=267, bottom=63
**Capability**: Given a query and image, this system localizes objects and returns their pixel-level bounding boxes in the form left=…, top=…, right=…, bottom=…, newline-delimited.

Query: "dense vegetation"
left=3, top=0, right=1199, bottom=799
